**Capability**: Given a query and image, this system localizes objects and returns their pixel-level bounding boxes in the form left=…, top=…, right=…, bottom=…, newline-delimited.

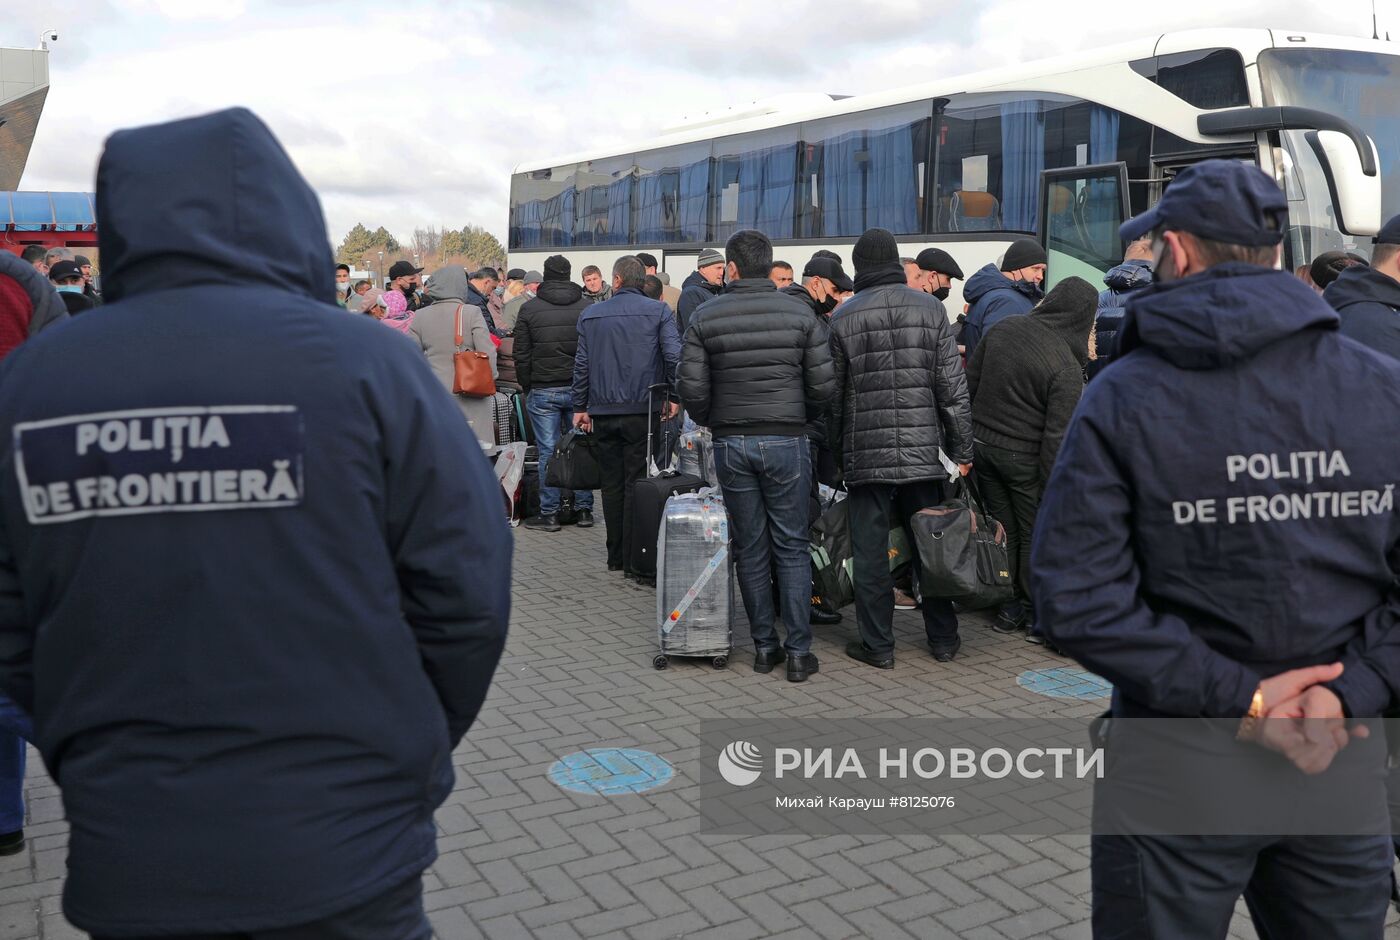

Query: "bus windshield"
left=1259, top=48, right=1400, bottom=263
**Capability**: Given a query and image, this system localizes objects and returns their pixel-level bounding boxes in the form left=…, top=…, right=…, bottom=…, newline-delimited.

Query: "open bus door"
left=1037, top=162, right=1131, bottom=294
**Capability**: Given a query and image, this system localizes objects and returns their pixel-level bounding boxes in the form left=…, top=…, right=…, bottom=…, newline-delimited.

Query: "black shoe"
left=810, top=605, right=843, bottom=626
left=557, top=508, right=578, bottom=526
left=930, top=637, right=962, bottom=662
left=845, top=640, right=894, bottom=670
left=992, top=609, right=1025, bottom=635
left=754, top=648, right=787, bottom=674
left=607, top=562, right=623, bottom=572
left=575, top=510, right=594, bottom=528
left=0, top=830, right=23, bottom=856
left=524, top=514, right=561, bottom=532
left=787, top=654, right=819, bottom=683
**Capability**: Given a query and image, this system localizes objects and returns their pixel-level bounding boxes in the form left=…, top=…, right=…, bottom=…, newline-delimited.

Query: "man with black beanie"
left=829, top=228, right=973, bottom=666
left=515, top=254, right=595, bottom=531
left=960, top=238, right=1046, bottom=356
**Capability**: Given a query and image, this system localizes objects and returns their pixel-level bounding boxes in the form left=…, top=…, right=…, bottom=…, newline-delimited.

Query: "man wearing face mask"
left=960, top=238, right=1046, bottom=357
left=335, top=263, right=352, bottom=307
left=48, top=260, right=96, bottom=315
left=916, top=248, right=964, bottom=302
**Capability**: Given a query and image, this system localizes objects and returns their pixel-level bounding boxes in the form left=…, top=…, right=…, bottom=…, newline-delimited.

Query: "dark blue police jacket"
left=0, top=109, right=511, bottom=934
left=1031, top=263, right=1400, bottom=721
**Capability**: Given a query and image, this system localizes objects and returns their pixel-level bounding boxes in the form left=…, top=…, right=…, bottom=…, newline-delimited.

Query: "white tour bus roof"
left=513, top=28, right=1393, bottom=176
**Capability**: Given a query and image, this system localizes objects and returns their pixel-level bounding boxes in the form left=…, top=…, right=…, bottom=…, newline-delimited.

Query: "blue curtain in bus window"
left=1000, top=101, right=1044, bottom=232
left=605, top=176, right=633, bottom=245
left=868, top=123, right=918, bottom=234
left=636, top=172, right=666, bottom=243
left=821, top=131, right=862, bottom=236
left=678, top=159, right=709, bottom=242
left=737, top=146, right=795, bottom=239
left=540, top=189, right=572, bottom=248
left=1083, top=105, right=1122, bottom=249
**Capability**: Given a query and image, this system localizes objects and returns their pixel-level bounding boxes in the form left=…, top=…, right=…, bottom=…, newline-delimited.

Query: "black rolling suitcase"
left=628, top=385, right=702, bottom=581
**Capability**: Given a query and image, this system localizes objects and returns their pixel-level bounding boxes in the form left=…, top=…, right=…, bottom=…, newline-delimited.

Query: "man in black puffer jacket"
left=679, top=231, right=835, bottom=683
left=829, top=228, right=973, bottom=667
left=515, top=254, right=595, bottom=531
left=968, top=277, right=1097, bottom=643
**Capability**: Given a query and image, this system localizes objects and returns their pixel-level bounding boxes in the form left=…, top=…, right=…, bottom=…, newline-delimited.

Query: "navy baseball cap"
left=1119, top=159, right=1288, bottom=247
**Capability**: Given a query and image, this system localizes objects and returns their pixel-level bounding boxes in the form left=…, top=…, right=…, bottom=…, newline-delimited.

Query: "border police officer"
left=0, top=108, right=511, bottom=939
left=1032, top=160, right=1400, bottom=938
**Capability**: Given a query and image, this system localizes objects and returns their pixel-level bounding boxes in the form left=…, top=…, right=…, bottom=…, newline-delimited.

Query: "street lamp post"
left=377, top=250, right=384, bottom=288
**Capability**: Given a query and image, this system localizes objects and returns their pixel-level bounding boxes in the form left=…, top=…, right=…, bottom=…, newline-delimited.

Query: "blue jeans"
left=0, top=693, right=31, bottom=833
left=527, top=387, right=594, bottom=516
left=714, top=435, right=812, bottom=656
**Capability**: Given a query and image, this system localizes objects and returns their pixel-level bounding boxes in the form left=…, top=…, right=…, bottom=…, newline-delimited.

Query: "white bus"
left=507, top=28, right=1394, bottom=310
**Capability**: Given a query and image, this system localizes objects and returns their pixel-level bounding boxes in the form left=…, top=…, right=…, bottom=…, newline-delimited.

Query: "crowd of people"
left=0, top=103, right=1399, bottom=938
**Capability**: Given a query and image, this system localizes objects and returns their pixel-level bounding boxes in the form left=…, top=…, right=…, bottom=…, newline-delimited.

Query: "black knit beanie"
left=1000, top=238, right=1047, bottom=272
left=851, top=228, right=900, bottom=273
left=543, top=254, right=571, bottom=282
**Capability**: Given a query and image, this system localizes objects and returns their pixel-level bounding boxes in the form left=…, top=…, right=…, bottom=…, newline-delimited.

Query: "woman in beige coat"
left=409, top=265, right=499, bottom=446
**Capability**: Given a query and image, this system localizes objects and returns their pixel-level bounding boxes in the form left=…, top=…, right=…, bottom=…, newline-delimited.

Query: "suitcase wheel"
left=712, top=655, right=728, bottom=670
left=652, top=655, right=669, bottom=670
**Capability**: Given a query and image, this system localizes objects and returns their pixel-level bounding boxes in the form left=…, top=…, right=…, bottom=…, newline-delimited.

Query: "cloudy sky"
left=5, top=0, right=1395, bottom=247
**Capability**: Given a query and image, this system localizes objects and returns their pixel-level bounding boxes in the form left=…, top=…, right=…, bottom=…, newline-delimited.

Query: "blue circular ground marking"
left=1017, top=666, right=1112, bottom=700
left=548, top=748, right=674, bottom=796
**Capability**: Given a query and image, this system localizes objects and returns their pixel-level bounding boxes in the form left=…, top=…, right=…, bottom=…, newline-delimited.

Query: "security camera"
left=40, top=29, right=58, bottom=49
left=49, top=33, right=58, bottom=42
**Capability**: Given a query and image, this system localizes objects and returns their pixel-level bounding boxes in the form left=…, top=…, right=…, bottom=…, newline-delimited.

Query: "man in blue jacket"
left=1088, top=235, right=1154, bottom=379
left=959, top=238, right=1045, bottom=356
left=572, top=255, right=681, bottom=576
left=1031, top=160, right=1400, bottom=938
left=1323, top=214, right=1400, bottom=361
left=0, top=108, right=511, bottom=939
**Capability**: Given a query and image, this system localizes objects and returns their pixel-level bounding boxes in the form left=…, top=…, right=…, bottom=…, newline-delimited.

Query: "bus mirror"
left=1306, top=130, right=1382, bottom=237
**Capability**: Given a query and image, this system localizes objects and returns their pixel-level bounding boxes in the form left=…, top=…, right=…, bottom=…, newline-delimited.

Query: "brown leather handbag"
left=452, top=304, right=496, bottom=398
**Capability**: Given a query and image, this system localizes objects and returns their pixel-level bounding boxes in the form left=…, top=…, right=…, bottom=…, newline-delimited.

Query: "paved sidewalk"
left=6, top=521, right=1398, bottom=938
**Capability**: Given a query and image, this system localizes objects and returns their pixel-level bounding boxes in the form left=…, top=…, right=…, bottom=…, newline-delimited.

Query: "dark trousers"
left=848, top=480, right=958, bottom=655
left=94, top=876, right=429, bottom=940
left=973, top=441, right=1042, bottom=619
left=593, top=412, right=655, bottom=570
left=1091, top=833, right=1392, bottom=939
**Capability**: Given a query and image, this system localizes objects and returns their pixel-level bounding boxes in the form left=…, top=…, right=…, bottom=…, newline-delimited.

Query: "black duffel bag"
left=545, top=429, right=601, bottom=491
left=909, top=478, right=1013, bottom=609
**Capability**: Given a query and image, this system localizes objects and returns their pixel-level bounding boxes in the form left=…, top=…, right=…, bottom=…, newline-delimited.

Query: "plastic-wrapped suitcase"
left=654, top=491, right=733, bottom=670
left=675, top=427, right=717, bottom=485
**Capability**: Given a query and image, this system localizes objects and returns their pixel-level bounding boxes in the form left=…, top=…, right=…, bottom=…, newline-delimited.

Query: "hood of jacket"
left=0, top=248, right=68, bottom=342
left=963, top=263, right=1040, bottom=305
left=96, top=108, right=334, bottom=305
left=1031, top=277, right=1099, bottom=366
left=1103, top=259, right=1154, bottom=293
left=425, top=265, right=469, bottom=303
left=1323, top=263, right=1400, bottom=313
left=535, top=279, right=584, bottom=306
left=1121, top=263, right=1339, bottom=370
left=682, top=270, right=721, bottom=296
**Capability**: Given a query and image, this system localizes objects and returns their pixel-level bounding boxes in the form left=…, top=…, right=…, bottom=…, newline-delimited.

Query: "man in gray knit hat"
left=677, top=247, right=724, bottom=333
